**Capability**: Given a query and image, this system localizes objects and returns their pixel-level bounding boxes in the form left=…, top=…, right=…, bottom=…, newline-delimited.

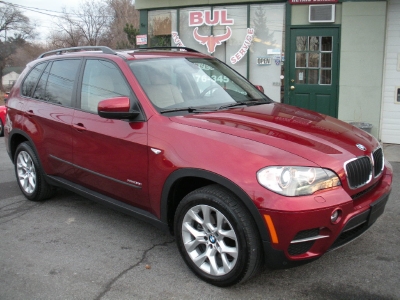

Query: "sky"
left=3, top=0, right=84, bottom=42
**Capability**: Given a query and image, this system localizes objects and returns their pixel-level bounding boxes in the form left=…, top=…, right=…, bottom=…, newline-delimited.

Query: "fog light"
left=331, top=209, right=341, bottom=224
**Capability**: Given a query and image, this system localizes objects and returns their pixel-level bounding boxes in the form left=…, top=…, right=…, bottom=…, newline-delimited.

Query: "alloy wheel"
left=16, top=151, right=37, bottom=194
left=181, top=204, right=238, bottom=276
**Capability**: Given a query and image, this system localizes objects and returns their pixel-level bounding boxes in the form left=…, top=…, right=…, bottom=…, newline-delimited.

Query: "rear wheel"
left=14, top=142, right=56, bottom=201
left=174, top=185, right=262, bottom=286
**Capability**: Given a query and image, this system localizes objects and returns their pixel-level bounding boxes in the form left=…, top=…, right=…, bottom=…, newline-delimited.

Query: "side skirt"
left=46, top=175, right=169, bottom=232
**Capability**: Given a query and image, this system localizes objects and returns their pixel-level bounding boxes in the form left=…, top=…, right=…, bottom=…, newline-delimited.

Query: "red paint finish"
left=4, top=47, right=393, bottom=269
left=0, top=105, right=6, bottom=127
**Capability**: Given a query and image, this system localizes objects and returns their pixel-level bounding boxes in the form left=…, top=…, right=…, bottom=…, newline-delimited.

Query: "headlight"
left=257, top=166, right=341, bottom=196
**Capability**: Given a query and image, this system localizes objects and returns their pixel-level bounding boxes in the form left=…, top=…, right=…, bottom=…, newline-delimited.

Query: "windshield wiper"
left=160, top=107, right=216, bottom=114
left=218, top=99, right=267, bottom=110
left=160, top=107, right=197, bottom=114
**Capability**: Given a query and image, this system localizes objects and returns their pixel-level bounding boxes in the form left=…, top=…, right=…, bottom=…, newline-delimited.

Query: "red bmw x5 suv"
left=4, top=46, right=392, bottom=286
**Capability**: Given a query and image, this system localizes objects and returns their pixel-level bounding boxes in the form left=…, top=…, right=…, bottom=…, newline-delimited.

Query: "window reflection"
left=294, top=35, right=332, bottom=85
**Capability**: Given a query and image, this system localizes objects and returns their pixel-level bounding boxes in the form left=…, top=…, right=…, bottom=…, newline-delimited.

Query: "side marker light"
left=264, top=214, right=279, bottom=244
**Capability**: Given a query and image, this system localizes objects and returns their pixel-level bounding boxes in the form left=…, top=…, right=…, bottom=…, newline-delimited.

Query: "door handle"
left=290, top=86, right=295, bottom=90
left=72, top=123, right=87, bottom=131
left=26, top=110, right=34, bottom=116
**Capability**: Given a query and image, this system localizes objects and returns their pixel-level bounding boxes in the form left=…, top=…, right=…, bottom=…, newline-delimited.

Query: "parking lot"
left=0, top=136, right=399, bottom=299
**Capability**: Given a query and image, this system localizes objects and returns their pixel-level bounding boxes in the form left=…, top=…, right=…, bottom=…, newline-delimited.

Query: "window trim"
left=76, top=57, right=147, bottom=121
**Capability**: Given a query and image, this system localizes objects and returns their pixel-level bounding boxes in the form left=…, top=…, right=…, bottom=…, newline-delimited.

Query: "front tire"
left=14, top=142, right=55, bottom=201
left=174, top=185, right=262, bottom=286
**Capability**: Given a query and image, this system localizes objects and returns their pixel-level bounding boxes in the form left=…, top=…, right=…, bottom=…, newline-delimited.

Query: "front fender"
left=160, top=168, right=270, bottom=242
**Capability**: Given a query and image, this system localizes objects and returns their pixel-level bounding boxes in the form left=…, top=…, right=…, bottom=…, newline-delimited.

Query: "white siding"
left=2, top=71, right=20, bottom=87
left=381, top=0, right=400, bottom=144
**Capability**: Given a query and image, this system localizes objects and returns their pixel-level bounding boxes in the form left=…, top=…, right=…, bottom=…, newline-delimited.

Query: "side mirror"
left=254, top=85, right=264, bottom=93
left=98, top=97, right=141, bottom=120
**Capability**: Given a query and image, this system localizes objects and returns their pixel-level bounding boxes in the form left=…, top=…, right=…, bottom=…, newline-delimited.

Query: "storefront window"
left=213, top=5, right=248, bottom=78
left=249, top=4, right=285, bottom=102
left=148, top=4, right=285, bottom=102
left=179, top=7, right=211, bottom=52
left=148, top=10, right=177, bottom=47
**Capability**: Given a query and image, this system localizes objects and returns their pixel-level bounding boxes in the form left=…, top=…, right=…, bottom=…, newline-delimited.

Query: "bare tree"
left=0, top=4, right=34, bottom=40
left=0, top=4, right=35, bottom=91
left=9, top=42, right=48, bottom=67
left=49, top=0, right=111, bottom=47
left=106, top=0, right=139, bottom=49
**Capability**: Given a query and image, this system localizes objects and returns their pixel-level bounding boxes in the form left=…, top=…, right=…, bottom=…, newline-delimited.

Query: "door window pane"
left=308, top=53, right=319, bottom=68
left=321, top=53, right=331, bottom=68
left=308, top=69, right=318, bottom=84
left=296, top=36, right=307, bottom=51
left=81, top=60, right=131, bottom=113
left=296, top=53, right=307, bottom=68
left=320, top=69, right=331, bottom=85
left=45, top=60, right=80, bottom=107
left=309, top=36, right=319, bottom=51
left=321, top=37, right=332, bottom=51
left=296, top=69, right=306, bottom=84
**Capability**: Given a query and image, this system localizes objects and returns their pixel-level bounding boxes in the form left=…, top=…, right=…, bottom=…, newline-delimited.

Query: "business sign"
left=289, top=0, right=338, bottom=4
left=136, top=35, right=147, bottom=45
left=170, top=9, right=254, bottom=64
left=189, top=9, right=234, bottom=26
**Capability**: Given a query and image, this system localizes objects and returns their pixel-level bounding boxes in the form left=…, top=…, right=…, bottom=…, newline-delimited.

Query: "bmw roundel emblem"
left=356, top=144, right=367, bottom=151
left=209, top=235, right=216, bottom=244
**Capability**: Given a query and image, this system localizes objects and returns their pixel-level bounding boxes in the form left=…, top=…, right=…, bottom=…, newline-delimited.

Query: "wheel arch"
left=7, top=129, right=32, bottom=162
left=161, top=168, right=270, bottom=242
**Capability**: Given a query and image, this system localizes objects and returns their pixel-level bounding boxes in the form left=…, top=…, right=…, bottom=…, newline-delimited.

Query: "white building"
left=381, top=0, right=400, bottom=144
left=2, top=70, right=20, bottom=89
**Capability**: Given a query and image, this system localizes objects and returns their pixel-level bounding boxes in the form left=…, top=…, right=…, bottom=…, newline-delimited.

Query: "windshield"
left=129, top=57, right=272, bottom=113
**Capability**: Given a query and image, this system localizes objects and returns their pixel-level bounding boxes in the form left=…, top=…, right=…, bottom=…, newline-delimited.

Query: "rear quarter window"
left=21, top=63, right=47, bottom=97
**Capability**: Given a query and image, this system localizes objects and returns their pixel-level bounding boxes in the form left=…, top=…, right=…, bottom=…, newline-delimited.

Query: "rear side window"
left=33, top=63, right=51, bottom=100
left=45, top=60, right=80, bottom=106
left=80, top=59, right=131, bottom=113
left=21, top=63, right=46, bottom=97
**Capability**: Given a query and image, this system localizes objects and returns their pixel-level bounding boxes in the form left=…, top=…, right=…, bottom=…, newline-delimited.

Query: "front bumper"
left=259, top=165, right=392, bottom=269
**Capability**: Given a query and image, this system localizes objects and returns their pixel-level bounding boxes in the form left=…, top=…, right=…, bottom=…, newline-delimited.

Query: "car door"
left=21, top=59, right=81, bottom=179
left=71, top=58, right=149, bottom=210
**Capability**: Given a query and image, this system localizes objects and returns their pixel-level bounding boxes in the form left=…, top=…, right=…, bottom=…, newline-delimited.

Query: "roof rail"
left=136, top=47, right=200, bottom=53
left=38, top=46, right=117, bottom=59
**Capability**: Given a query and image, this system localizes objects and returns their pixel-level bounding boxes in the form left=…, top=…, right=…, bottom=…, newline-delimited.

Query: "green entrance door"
left=288, top=28, right=339, bottom=117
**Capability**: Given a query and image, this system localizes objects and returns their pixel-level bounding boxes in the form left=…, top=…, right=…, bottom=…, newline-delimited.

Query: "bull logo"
left=193, top=26, right=232, bottom=54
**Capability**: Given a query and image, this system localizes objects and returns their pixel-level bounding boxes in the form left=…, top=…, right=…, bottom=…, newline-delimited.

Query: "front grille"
left=345, top=157, right=372, bottom=188
left=345, top=147, right=384, bottom=189
left=351, top=182, right=378, bottom=200
left=373, top=148, right=384, bottom=177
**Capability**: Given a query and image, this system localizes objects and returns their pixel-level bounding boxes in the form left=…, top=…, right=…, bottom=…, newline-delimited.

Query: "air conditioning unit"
left=309, top=4, right=335, bottom=23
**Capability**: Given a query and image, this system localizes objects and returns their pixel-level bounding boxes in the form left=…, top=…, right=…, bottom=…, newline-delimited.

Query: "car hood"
left=170, top=103, right=380, bottom=170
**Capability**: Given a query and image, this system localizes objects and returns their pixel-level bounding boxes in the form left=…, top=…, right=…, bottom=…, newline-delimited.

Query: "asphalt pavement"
left=0, top=137, right=399, bottom=300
